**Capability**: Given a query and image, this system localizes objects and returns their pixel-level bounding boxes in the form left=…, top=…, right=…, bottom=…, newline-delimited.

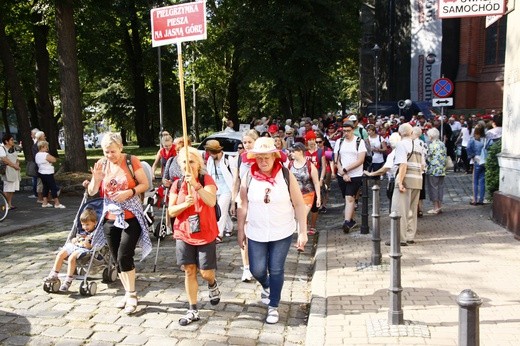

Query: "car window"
left=198, top=137, right=241, bottom=153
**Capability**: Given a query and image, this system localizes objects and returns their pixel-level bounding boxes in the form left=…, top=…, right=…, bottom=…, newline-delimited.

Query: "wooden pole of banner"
left=176, top=42, right=192, bottom=194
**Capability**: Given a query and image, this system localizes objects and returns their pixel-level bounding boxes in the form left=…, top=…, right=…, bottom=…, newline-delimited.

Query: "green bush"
left=485, top=139, right=501, bottom=200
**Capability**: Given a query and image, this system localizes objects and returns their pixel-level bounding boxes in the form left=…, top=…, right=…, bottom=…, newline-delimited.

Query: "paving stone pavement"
left=307, top=172, right=520, bottom=345
left=1, top=171, right=519, bottom=345
left=0, top=192, right=313, bottom=345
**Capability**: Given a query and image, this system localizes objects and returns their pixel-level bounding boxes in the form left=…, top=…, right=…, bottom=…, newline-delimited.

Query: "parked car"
left=196, top=131, right=243, bottom=157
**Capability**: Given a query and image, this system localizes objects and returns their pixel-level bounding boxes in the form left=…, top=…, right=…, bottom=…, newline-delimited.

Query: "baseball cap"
left=348, top=115, right=358, bottom=122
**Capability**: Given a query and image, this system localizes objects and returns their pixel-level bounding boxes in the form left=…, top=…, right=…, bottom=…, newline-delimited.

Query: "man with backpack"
left=204, top=140, right=237, bottom=245
left=333, top=121, right=367, bottom=233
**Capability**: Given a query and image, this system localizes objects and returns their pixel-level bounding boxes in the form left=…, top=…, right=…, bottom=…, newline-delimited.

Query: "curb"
left=305, top=230, right=327, bottom=345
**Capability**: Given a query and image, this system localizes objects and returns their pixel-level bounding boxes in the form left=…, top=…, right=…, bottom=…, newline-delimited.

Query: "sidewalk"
left=307, top=172, right=520, bottom=345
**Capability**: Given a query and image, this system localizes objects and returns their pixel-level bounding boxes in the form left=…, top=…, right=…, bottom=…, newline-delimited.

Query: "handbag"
left=26, top=161, right=38, bottom=177
left=445, top=156, right=454, bottom=170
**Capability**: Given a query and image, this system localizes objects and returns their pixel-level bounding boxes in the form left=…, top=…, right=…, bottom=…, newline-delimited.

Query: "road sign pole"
left=440, top=107, right=444, bottom=141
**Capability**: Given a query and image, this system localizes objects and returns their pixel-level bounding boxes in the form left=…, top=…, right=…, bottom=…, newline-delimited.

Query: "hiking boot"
left=208, top=280, right=221, bottom=305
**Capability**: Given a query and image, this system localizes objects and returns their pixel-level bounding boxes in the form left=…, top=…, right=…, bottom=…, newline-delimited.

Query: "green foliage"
left=485, top=139, right=501, bottom=200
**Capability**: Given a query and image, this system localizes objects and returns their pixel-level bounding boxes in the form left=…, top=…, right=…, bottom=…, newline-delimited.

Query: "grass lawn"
left=17, top=145, right=161, bottom=185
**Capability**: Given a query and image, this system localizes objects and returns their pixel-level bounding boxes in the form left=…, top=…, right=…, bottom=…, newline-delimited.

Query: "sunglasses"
left=264, top=188, right=271, bottom=204
left=237, top=146, right=244, bottom=149
left=316, top=140, right=323, bottom=144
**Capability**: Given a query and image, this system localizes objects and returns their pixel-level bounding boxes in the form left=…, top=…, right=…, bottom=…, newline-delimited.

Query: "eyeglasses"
left=237, top=146, right=244, bottom=150
left=316, top=140, right=323, bottom=144
left=343, top=129, right=353, bottom=133
left=264, top=188, right=271, bottom=204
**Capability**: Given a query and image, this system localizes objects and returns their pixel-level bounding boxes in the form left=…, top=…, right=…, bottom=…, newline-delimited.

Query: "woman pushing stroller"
left=87, top=132, right=152, bottom=314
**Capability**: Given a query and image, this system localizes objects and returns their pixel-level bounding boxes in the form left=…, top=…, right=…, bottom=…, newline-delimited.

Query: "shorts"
left=2, top=180, right=20, bottom=193
left=176, top=239, right=217, bottom=270
left=62, top=243, right=90, bottom=259
left=336, top=175, right=363, bottom=197
left=302, top=192, right=315, bottom=207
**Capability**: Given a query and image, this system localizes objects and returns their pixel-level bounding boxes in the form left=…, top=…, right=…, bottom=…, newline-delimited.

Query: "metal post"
left=371, top=185, right=381, bottom=265
left=360, top=175, right=369, bottom=234
left=457, top=289, right=482, bottom=346
left=372, top=44, right=380, bottom=118
left=388, top=211, right=403, bottom=325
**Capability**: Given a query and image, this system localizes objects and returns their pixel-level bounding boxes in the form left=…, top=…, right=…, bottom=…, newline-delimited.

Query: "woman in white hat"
left=237, top=137, right=307, bottom=324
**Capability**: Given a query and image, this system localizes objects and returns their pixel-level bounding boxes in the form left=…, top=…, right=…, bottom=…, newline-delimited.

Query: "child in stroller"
left=44, top=208, right=97, bottom=292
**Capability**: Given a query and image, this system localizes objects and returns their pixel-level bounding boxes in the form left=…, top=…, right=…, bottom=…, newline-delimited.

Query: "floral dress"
left=426, top=140, right=447, bottom=177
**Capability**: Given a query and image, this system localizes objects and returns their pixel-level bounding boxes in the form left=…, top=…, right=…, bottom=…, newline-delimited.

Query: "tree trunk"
left=0, top=12, right=34, bottom=160
left=55, top=0, right=88, bottom=172
left=1, top=81, right=10, bottom=135
left=121, top=0, right=153, bottom=147
left=32, top=10, right=59, bottom=157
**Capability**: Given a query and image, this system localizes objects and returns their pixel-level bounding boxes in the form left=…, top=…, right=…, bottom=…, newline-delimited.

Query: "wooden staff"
left=176, top=42, right=192, bottom=194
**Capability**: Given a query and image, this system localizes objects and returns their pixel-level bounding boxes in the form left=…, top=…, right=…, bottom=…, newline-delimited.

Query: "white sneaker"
left=241, top=269, right=253, bottom=282
left=28, top=195, right=37, bottom=199
left=41, top=204, right=53, bottom=208
left=54, top=204, right=66, bottom=209
left=266, top=307, right=279, bottom=324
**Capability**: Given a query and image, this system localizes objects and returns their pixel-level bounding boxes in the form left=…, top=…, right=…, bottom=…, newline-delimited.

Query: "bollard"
left=457, top=289, right=482, bottom=346
left=360, top=175, right=369, bottom=234
left=371, top=185, right=382, bottom=266
left=388, top=211, right=403, bottom=325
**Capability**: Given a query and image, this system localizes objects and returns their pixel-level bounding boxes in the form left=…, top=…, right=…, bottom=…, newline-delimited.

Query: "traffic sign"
left=432, top=98, right=453, bottom=107
left=432, top=78, right=454, bottom=98
left=439, top=0, right=506, bottom=19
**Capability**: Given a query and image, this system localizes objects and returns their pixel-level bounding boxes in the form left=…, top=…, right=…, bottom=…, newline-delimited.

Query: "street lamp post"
left=372, top=44, right=381, bottom=117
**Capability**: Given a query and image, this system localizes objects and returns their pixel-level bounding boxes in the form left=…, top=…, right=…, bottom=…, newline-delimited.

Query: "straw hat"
left=204, top=139, right=223, bottom=152
left=247, top=137, right=281, bottom=159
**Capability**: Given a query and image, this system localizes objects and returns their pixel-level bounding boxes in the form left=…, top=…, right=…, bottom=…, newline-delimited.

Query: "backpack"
left=177, top=174, right=222, bottom=221
left=288, top=159, right=312, bottom=175
left=336, top=137, right=372, bottom=171
left=126, top=154, right=154, bottom=192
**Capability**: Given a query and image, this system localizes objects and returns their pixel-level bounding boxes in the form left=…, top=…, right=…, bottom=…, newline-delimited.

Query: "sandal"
left=116, top=294, right=128, bottom=309
left=179, top=309, right=200, bottom=326
left=224, top=231, right=232, bottom=237
left=124, top=292, right=138, bottom=315
left=215, top=236, right=223, bottom=244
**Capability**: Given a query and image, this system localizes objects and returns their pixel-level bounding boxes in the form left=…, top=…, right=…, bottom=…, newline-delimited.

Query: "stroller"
left=43, top=192, right=117, bottom=296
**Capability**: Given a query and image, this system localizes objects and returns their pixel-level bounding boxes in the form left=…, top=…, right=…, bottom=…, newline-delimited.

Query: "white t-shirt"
left=461, top=127, right=471, bottom=147
left=35, top=152, right=54, bottom=174
left=333, top=136, right=367, bottom=178
left=245, top=171, right=296, bottom=242
left=368, top=135, right=385, bottom=164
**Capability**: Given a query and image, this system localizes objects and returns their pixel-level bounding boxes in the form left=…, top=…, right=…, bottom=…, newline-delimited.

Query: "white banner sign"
left=439, top=0, right=506, bottom=19
left=411, top=0, right=443, bottom=102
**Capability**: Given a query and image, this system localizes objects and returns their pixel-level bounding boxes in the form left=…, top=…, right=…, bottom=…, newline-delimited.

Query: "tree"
left=0, top=12, right=34, bottom=160
left=55, top=0, right=87, bottom=171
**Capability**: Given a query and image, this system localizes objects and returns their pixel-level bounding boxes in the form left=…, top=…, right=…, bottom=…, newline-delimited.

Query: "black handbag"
left=26, top=161, right=38, bottom=177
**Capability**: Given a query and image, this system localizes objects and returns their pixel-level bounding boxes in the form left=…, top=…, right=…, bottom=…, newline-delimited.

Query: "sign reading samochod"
left=151, top=2, right=207, bottom=47
left=438, top=0, right=506, bottom=19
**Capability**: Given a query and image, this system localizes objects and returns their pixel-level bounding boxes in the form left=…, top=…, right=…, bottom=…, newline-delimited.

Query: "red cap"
left=305, top=130, right=317, bottom=141
left=268, top=124, right=279, bottom=133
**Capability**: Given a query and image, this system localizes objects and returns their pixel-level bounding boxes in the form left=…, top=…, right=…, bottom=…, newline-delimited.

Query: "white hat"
left=348, top=115, right=358, bottom=122
left=247, top=137, right=281, bottom=159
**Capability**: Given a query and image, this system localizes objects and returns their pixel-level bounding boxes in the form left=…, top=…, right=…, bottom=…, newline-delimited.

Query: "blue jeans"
left=247, top=235, right=292, bottom=307
left=473, top=164, right=485, bottom=203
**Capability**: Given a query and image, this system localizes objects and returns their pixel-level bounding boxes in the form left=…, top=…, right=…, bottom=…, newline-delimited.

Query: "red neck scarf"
left=250, top=160, right=282, bottom=185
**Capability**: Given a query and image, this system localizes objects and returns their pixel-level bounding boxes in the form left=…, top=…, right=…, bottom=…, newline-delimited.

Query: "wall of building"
left=494, top=7, right=520, bottom=236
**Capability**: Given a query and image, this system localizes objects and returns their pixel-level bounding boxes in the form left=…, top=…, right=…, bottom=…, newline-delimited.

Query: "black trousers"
left=103, top=218, right=141, bottom=272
